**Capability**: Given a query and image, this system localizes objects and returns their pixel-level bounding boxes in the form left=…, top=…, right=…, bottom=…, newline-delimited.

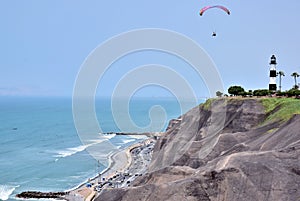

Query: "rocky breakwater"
left=97, top=98, right=300, bottom=201
left=16, top=191, right=68, bottom=199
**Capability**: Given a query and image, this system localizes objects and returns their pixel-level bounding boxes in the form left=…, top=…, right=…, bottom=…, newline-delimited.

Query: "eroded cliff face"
left=97, top=98, right=300, bottom=201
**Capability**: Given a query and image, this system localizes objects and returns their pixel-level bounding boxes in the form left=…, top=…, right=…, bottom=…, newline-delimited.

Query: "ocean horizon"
left=0, top=96, right=202, bottom=201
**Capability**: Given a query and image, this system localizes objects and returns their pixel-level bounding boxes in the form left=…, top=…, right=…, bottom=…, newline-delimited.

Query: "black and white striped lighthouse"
left=269, top=55, right=277, bottom=91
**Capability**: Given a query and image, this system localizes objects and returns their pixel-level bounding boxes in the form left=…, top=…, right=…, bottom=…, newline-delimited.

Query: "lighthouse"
left=269, top=55, right=277, bottom=91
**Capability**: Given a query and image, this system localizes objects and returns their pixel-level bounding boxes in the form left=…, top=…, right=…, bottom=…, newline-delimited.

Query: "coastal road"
left=96, top=139, right=155, bottom=191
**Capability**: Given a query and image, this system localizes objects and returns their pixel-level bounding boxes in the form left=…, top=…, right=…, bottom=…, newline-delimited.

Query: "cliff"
left=96, top=98, right=300, bottom=201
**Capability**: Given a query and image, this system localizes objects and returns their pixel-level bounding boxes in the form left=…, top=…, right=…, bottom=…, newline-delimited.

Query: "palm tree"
left=277, top=71, right=285, bottom=92
left=291, top=72, right=299, bottom=89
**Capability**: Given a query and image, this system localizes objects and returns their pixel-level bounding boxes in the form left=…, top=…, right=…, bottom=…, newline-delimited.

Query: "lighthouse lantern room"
left=269, top=55, right=277, bottom=91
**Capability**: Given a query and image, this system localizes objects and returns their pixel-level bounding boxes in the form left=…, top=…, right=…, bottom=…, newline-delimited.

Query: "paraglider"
left=199, top=5, right=230, bottom=37
left=199, top=5, right=230, bottom=16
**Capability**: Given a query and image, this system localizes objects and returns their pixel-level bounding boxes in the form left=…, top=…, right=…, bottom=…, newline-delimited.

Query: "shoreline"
left=16, top=136, right=157, bottom=201
left=67, top=137, right=156, bottom=200
left=65, top=141, right=145, bottom=200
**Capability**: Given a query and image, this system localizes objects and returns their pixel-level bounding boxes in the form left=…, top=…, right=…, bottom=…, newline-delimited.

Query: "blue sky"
left=1, top=1, right=300, bottom=97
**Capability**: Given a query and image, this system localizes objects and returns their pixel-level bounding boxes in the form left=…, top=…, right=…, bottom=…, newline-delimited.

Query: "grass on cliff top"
left=201, top=97, right=300, bottom=124
left=201, top=98, right=215, bottom=110
left=260, top=98, right=300, bottom=123
left=201, top=98, right=225, bottom=110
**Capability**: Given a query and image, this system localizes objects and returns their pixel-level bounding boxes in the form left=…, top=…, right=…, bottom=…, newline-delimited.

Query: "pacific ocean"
left=0, top=96, right=200, bottom=200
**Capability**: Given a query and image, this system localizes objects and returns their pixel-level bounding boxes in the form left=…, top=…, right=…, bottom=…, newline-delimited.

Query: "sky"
left=1, top=1, right=300, bottom=97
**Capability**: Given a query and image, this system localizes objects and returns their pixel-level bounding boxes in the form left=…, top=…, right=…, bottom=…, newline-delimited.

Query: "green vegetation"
left=202, top=96, right=299, bottom=126
left=291, top=72, right=299, bottom=89
left=286, top=89, right=300, bottom=97
left=223, top=85, right=300, bottom=98
left=253, top=89, right=271, bottom=97
left=201, top=98, right=216, bottom=110
left=228, top=86, right=245, bottom=96
left=216, top=91, right=223, bottom=97
left=260, top=98, right=300, bottom=123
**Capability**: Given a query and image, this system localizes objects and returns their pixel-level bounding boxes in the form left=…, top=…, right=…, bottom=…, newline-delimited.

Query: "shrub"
left=228, top=86, right=245, bottom=96
left=253, top=89, right=270, bottom=97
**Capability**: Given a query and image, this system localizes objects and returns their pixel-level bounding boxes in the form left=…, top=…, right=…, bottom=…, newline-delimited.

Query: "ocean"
left=0, top=97, right=200, bottom=201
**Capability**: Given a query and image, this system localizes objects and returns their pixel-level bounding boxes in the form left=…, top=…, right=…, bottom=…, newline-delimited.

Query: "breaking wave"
left=128, top=134, right=148, bottom=140
left=54, top=134, right=117, bottom=158
left=54, top=144, right=90, bottom=158
left=0, top=184, right=18, bottom=200
left=121, top=139, right=136, bottom=144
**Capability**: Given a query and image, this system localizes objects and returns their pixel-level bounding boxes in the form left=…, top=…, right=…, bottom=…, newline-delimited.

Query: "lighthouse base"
left=269, top=84, right=277, bottom=91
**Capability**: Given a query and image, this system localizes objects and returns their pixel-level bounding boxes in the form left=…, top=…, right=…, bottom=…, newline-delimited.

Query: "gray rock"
left=96, top=98, right=300, bottom=201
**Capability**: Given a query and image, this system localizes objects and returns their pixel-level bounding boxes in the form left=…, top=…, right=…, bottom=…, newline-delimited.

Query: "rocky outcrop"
left=97, top=98, right=300, bottom=201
